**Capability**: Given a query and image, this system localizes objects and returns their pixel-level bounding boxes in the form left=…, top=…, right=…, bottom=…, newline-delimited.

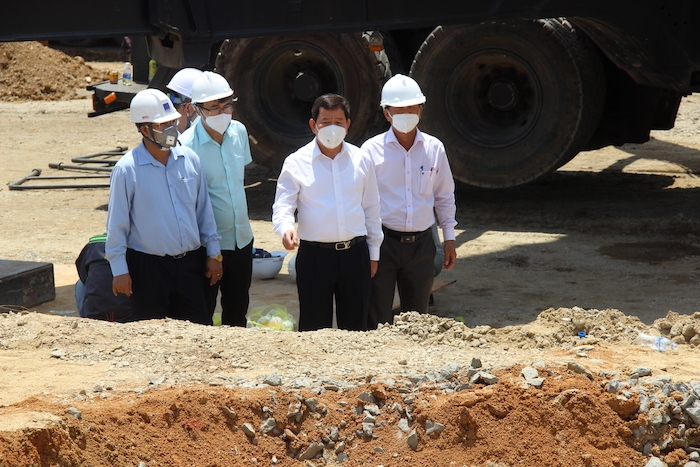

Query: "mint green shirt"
left=180, top=120, right=254, bottom=251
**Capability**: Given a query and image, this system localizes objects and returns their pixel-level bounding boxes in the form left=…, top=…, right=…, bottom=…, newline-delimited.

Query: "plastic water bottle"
left=122, top=62, right=133, bottom=86
left=636, top=332, right=677, bottom=351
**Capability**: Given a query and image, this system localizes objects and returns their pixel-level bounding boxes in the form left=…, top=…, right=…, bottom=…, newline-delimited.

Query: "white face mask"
left=204, top=113, right=232, bottom=134
left=391, top=113, right=420, bottom=133
left=316, top=124, right=347, bottom=149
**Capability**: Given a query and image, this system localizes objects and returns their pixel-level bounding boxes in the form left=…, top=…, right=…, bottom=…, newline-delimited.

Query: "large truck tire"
left=216, top=33, right=385, bottom=173
left=410, top=19, right=605, bottom=188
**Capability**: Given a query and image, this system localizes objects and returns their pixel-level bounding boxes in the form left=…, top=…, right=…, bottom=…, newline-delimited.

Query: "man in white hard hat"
left=180, top=71, right=254, bottom=327
left=106, top=88, right=223, bottom=325
left=166, top=67, right=204, bottom=134
left=361, top=74, right=457, bottom=328
left=272, top=94, right=383, bottom=331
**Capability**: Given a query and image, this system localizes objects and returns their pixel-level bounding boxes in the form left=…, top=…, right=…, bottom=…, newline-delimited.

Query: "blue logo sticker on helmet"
left=163, top=102, right=171, bottom=113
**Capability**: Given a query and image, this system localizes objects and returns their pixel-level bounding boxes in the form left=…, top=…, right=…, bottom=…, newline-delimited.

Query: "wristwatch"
left=209, top=254, right=223, bottom=262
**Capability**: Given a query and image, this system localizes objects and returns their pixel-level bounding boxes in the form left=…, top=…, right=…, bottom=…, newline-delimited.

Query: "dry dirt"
left=1, top=42, right=700, bottom=467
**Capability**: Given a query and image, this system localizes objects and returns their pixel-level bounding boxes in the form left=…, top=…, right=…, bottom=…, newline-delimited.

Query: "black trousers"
left=205, top=240, right=253, bottom=327
left=126, top=247, right=211, bottom=325
left=369, top=230, right=436, bottom=328
left=296, top=239, right=371, bottom=331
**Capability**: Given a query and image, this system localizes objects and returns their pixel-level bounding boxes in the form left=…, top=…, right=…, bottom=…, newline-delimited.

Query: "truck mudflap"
left=87, top=81, right=147, bottom=117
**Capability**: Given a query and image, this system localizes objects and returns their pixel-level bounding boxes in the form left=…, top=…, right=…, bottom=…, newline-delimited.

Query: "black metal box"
left=0, top=260, right=55, bottom=308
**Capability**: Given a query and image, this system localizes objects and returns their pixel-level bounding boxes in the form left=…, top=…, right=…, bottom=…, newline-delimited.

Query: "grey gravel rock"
left=526, top=377, right=546, bottom=388
left=566, top=361, right=594, bottom=380
left=241, top=423, right=256, bottom=438
left=607, top=379, right=622, bottom=393
left=521, top=366, right=539, bottom=380
left=298, top=442, right=324, bottom=460
left=686, top=402, right=700, bottom=425
left=632, top=367, right=653, bottom=378
left=260, top=418, right=277, bottom=434
left=65, top=407, right=81, bottom=419
left=406, top=428, right=419, bottom=450
left=646, top=456, right=666, bottom=467
left=264, top=372, right=282, bottom=386
left=425, top=420, right=445, bottom=435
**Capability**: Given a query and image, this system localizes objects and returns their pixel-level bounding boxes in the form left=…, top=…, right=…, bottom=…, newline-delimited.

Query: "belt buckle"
left=335, top=240, right=351, bottom=251
left=172, top=252, right=187, bottom=259
left=401, top=235, right=416, bottom=243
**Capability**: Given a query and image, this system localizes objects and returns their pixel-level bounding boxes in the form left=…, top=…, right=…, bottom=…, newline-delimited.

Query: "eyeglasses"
left=198, top=97, right=238, bottom=115
left=151, top=120, right=179, bottom=130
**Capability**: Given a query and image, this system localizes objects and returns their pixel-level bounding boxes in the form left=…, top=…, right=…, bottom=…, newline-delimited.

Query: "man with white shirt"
left=361, top=74, right=457, bottom=328
left=273, top=94, right=383, bottom=331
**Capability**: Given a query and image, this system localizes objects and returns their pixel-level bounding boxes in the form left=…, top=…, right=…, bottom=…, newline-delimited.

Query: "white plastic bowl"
left=287, top=253, right=297, bottom=281
left=252, top=251, right=287, bottom=279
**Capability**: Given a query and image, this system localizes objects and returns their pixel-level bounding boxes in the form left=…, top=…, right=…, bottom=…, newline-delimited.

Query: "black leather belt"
left=167, top=252, right=188, bottom=259
left=302, top=236, right=366, bottom=251
left=383, top=226, right=431, bottom=243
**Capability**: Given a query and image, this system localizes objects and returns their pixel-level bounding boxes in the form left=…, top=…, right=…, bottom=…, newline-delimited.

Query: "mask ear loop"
left=142, top=123, right=170, bottom=150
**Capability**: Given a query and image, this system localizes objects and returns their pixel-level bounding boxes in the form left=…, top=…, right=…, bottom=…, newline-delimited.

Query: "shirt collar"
left=194, top=119, right=223, bottom=146
left=312, top=138, right=349, bottom=160
left=385, top=127, right=425, bottom=149
left=134, top=141, right=182, bottom=166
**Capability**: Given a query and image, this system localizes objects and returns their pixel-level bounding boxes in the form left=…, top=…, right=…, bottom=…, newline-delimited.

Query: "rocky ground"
left=1, top=42, right=700, bottom=467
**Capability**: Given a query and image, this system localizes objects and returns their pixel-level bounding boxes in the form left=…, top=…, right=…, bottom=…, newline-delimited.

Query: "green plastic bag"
left=246, top=304, right=297, bottom=331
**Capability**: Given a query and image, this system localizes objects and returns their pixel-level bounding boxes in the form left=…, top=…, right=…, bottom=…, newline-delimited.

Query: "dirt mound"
left=0, top=42, right=103, bottom=101
left=0, top=369, right=647, bottom=467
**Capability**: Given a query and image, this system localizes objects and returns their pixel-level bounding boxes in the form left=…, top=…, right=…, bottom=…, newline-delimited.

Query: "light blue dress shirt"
left=105, top=142, right=221, bottom=277
left=180, top=119, right=254, bottom=251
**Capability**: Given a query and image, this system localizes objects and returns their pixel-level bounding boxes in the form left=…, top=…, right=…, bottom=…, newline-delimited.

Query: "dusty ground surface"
left=1, top=42, right=700, bottom=467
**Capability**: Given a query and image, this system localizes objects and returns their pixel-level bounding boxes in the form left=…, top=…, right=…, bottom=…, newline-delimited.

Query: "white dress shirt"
left=272, top=139, right=383, bottom=260
left=361, top=128, right=457, bottom=241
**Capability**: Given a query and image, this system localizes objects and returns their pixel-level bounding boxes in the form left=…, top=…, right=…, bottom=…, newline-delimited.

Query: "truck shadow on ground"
left=437, top=140, right=700, bottom=328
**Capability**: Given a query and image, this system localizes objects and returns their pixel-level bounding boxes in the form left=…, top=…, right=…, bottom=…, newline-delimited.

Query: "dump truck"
left=4, top=1, right=700, bottom=188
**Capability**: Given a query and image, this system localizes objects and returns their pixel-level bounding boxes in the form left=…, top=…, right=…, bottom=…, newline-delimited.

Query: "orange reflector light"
left=104, top=92, right=117, bottom=105
left=369, top=44, right=384, bottom=52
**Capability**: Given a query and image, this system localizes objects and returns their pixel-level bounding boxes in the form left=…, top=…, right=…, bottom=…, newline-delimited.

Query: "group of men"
left=79, top=69, right=457, bottom=331
left=91, top=69, right=254, bottom=326
left=272, top=75, right=457, bottom=331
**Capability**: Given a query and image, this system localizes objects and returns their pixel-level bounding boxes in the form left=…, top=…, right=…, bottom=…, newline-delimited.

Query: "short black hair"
left=311, top=94, right=350, bottom=121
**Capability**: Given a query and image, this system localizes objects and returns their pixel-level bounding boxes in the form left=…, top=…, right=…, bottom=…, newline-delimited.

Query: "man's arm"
left=105, top=165, right=133, bottom=278
left=272, top=158, right=300, bottom=242
left=433, top=142, right=457, bottom=241
left=191, top=150, right=222, bottom=257
left=361, top=153, right=383, bottom=263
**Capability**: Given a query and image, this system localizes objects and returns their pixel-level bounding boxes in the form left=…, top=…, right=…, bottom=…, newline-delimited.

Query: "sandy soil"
left=1, top=42, right=700, bottom=467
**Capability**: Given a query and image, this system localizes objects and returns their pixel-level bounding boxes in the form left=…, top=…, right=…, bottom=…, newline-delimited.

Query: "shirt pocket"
left=419, top=168, right=436, bottom=195
left=178, top=177, right=198, bottom=205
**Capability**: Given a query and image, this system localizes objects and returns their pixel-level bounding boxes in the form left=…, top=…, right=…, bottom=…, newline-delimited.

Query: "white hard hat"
left=166, top=68, right=204, bottom=99
left=129, top=89, right=181, bottom=124
left=380, top=74, right=426, bottom=108
left=252, top=253, right=286, bottom=280
left=190, top=71, right=234, bottom=104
